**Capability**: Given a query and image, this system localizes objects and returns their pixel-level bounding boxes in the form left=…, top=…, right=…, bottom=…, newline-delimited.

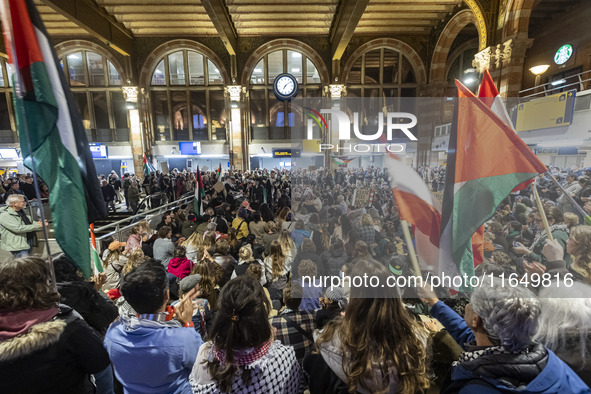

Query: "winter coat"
left=0, top=205, right=40, bottom=252
left=321, top=248, right=349, bottom=277
left=182, top=220, right=198, bottom=239
left=167, top=257, right=194, bottom=280
left=213, top=254, right=237, bottom=287
left=101, top=250, right=127, bottom=291
left=57, top=281, right=119, bottom=337
left=127, top=185, right=140, bottom=203
left=430, top=301, right=590, bottom=394
left=0, top=305, right=110, bottom=393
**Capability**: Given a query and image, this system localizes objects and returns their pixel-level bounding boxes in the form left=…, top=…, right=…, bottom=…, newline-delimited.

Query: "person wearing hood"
left=305, top=260, right=430, bottom=394
left=167, top=245, right=194, bottom=280
left=182, top=213, right=199, bottom=239
left=0, top=257, right=110, bottom=393
left=418, top=277, right=590, bottom=394
left=104, top=260, right=203, bottom=394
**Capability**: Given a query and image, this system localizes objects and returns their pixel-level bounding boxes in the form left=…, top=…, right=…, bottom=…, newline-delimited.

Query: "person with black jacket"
left=0, top=256, right=110, bottom=393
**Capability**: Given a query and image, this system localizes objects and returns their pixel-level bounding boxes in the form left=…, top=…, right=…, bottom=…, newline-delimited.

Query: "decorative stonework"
left=225, top=85, right=246, bottom=101
left=463, top=0, right=488, bottom=50
left=472, top=47, right=492, bottom=73
left=122, top=86, right=139, bottom=103
left=324, top=84, right=346, bottom=98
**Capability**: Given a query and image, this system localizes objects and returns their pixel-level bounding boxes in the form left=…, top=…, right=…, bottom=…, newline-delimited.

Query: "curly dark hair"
left=0, top=257, right=60, bottom=311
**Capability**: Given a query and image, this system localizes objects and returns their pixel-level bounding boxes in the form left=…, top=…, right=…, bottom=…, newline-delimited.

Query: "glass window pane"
left=0, top=63, right=4, bottom=87
left=92, top=92, right=111, bottom=141
left=250, top=59, right=265, bottom=85
left=152, top=91, right=170, bottom=141
left=306, top=58, right=320, bottom=84
left=169, top=51, right=185, bottom=85
left=269, top=91, right=285, bottom=139
left=111, top=92, right=128, bottom=129
left=268, top=51, right=283, bottom=83
left=190, top=91, right=207, bottom=141
left=86, top=52, right=105, bottom=86
left=348, top=57, right=362, bottom=84
left=0, top=93, right=11, bottom=130
left=171, top=91, right=189, bottom=140
left=108, top=60, right=122, bottom=86
left=250, top=89, right=267, bottom=140
left=383, top=50, right=399, bottom=85
left=67, top=52, right=86, bottom=86
left=287, top=51, right=302, bottom=83
left=188, top=52, right=205, bottom=85
left=208, top=59, right=222, bottom=85
left=73, top=92, right=91, bottom=129
left=151, top=60, right=166, bottom=86
left=209, top=91, right=226, bottom=141
left=6, top=63, right=12, bottom=87
left=364, top=50, right=380, bottom=84
left=401, top=56, right=416, bottom=84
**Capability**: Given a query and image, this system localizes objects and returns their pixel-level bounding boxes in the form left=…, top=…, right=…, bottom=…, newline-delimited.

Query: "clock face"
left=277, top=76, right=295, bottom=95
left=273, top=73, right=298, bottom=101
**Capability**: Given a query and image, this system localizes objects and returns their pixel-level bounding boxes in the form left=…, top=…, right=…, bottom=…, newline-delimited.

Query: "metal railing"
left=93, top=192, right=194, bottom=255
left=520, top=70, right=591, bottom=99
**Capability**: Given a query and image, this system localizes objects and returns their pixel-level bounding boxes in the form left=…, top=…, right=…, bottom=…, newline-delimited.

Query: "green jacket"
left=0, top=206, right=40, bottom=252
left=528, top=225, right=571, bottom=265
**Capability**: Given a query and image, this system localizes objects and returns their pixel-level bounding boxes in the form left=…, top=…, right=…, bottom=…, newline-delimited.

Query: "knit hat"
left=108, top=241, right=126, bottom=251
left=179, top=274, right=202, bottom=293
left=325, top=286, right=347, bottom=309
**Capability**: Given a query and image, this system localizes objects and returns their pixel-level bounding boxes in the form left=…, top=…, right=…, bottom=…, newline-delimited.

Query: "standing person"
left=189, top=275, right=305, bottom=393
left=104, top=260, right=203, bottom=394
left=0, top=257, right=110, bottom=393
left=4, top=178, right=24, bottom=197
left=101, top=179, right=117, bottom=213
left=127, top=180, right=141, bottom=213
left=0, top=194, right=44, bottom=257
left=122, top=173, right=132, bottom=211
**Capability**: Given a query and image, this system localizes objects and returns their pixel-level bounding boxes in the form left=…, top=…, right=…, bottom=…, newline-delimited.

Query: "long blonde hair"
left=122, top=249, right=146, bottom=275
left=278, top=230, right=294, bottom=257
left=569, top=225, right=591, bottom=282
left=269, top=240, right=286, bottom=279
left=183, top=231, right=202, bottom=250
left=316, top=260, right=430, bottom=394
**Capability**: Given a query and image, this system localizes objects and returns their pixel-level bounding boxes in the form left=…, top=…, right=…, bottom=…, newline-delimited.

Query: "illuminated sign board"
left=272, top=148, right=301, bottom=158
left=554, top=44, right=573, bottom=65
left=89, top=143, right=108, bottom=158
left=178, top=142, right=202, bottom=155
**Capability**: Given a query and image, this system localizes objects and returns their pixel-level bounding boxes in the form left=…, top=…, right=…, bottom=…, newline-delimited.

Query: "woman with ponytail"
left=190, top=275, right=304, bottom=393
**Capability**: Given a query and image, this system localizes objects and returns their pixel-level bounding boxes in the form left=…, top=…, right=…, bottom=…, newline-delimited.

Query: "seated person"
left=190, top=276, right=305, bottom=393
left=315, top=286, right=347, bottom=330
left=171, top=274, right=212, bottom=341
left=104, top=260, right=203, bottom=394
left=270, top=282, right=315, bottom=364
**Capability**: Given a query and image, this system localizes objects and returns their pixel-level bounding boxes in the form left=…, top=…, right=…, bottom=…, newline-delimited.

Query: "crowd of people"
left=0, top=164, right=591, bottom=393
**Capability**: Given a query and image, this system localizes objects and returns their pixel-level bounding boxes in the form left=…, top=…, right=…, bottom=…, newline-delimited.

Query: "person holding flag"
left=0, top=0, right=107, bottom=278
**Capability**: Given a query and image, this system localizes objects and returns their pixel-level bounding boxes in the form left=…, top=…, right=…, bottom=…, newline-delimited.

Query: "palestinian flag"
left=194, top=165, right=205, bottom=215
left=438, top=80, right=547, bottom=282
left=143, top=153, right=156, bottom=176
left=215, top=163, right=222, bottom=182
left=332, top=156, right=356, bottom=166
left=91, top=243, right=103, bottom=274
left=1, top=0, right=107, bottom=278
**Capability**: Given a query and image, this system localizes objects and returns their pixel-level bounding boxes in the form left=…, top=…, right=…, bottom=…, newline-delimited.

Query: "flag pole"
left=545, top=171, right=591, bottom=225
left=400, top=220, right=422, bottom=277
left=17, top=100, right=56, bottom=291
left=531, top=183, right=554, bottom=242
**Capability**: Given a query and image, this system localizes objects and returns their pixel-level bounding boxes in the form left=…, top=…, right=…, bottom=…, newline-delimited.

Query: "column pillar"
left=225, top=85, right=247, bottom=171
left=496, top=38, right=534, bottom=98
left=323, top=84, right=346, bottom=169
left=122, top=86, right=145, bottom=177
left=416, top=83, right=446, bottom=168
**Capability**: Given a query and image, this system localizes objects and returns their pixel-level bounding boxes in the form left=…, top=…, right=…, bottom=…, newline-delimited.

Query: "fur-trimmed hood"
left=0, top=319, right=66, bottom=363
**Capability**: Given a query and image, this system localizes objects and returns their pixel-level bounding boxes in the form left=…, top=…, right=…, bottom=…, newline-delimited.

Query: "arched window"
left=345, top=48, right=417, bottom=100
left=0, top=58, right=15, bottom=143
left=59, top=50, right=126, bottom=142
left=249, top=49, right=322, bottom=140
left=149, top=49, right=226, bottom=142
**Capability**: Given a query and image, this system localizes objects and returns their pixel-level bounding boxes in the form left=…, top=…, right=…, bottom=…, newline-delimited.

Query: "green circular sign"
left=554, top=44, right=573, bottom=65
